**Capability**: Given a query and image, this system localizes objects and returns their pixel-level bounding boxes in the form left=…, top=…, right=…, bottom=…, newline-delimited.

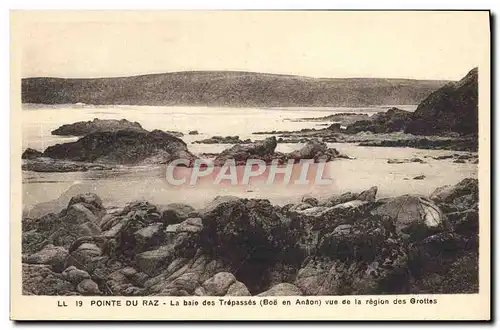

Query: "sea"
left=21, top=104, right=478, bottom=216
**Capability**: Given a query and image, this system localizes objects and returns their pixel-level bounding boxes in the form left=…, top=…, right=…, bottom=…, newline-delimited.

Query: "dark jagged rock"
left=42, top=129, right=197, bottom=165
left=51, top=118, right=146, bottom=136
left=22, top=148, right=43, bottom=160
left=345, top=108, right=413, bottom=134
left=405, top=68, right=478, bottom=136
left=213, top=137, right=278, bottom=166
left=295, top=215, right=409, bottom=295
left=159, top=203, right=196, bottom=225
left=286, top=139, right=340, bottom=162
left=193, top=136, right=251, bottom=144
left=188, top=130, right=199, bottom=135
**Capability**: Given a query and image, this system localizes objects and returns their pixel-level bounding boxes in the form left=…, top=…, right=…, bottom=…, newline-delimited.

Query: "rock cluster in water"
left=193, top=136, right=252, bottom=144
left=22, top=178, right=478, bottom=296
left=213, top=137, right=342, bottom=166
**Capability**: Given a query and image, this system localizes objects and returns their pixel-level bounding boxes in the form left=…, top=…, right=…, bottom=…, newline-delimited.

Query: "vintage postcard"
left=10, top=10, right=491, bottom=321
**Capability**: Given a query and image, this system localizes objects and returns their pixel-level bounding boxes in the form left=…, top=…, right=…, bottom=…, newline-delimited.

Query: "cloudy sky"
left=15, top=11, right=489, bottom=80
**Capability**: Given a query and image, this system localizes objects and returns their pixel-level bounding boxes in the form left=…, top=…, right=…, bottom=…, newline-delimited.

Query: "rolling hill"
left=22, top=71, right=449, bottom=107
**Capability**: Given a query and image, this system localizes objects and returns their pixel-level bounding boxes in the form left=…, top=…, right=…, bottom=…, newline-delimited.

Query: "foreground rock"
left=42, top=129, right=197, bottom=165
left=51, top=118, right=146, bottom=136
left=22, top=179, right=479, bottom=296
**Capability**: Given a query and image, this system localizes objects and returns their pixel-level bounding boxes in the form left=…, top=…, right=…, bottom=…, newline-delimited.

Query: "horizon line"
left=21, top=69, right=457, bottom=82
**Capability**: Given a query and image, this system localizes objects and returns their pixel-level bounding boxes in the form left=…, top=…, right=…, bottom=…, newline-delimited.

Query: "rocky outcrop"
left=42, top=129, right=197, bottom=165
left=213, top=137, right=343, bottom=166
left=213, top=137, right=278, bottom=166
left=345, top=108, right=413, bottom=134
left=22, top=148, right=43, bottom=160
left=51, top=118, right=146, bottom=136
left=193, top=136, right=251, bottom=144
left=405, top=68, right=478, bottom=136
left=21, top=179, right=479, bottom=296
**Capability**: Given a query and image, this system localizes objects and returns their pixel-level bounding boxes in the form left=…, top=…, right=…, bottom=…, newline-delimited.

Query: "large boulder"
left=62, top=266, right=91, bottom=285
left=213, top=137, right=278, bottom=166
left=371, top=195, right=447, bottom=240
left=22, top=244, right=69, bottom=272
left=76, top=279, right=102, bottom=295
left=197, top=272, right=237, bottom=296
left=51, top=118, right=146, bottom=136
left=22, top=193, right=105, bottom=251
left=295, top=216, right=409, bottom=295
left=430, top=178, right=478, bottom=212
left=159, top=203, right=196, bottom=225
left=285, top=139, right=339, bottom=162
left=42, top=129, right=197, bottom=165
left=135, top=245, right=176, bottom=276
left=66, top=239, right=103, bottom=273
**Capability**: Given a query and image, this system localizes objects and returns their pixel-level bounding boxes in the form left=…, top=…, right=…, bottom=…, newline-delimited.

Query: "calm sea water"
left=21, top=104, right=477, bottom=216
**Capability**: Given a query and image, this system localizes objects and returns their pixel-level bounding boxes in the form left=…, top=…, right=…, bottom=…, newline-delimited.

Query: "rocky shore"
left=251, top=68, right=478, bottom=152
left=22, top=178, right=479, bottom=296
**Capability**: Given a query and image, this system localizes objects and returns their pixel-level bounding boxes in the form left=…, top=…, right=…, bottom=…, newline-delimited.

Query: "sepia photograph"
left=10, top=10, right=491, bottom=320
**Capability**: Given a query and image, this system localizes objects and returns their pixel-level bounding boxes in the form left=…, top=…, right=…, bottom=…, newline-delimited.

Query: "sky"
left=14, top=11, right=490, bottom=80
